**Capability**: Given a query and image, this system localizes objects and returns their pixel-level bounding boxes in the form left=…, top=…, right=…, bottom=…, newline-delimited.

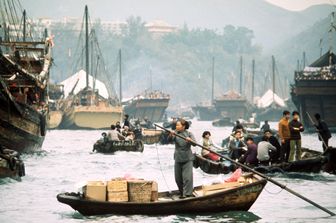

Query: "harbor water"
left=0, top=120, right=336, bottom=223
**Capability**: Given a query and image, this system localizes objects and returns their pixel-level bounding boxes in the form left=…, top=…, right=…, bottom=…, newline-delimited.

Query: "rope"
left=264, top=183, right=285, bottom=195
left=155, top=140, right=171, bottom=194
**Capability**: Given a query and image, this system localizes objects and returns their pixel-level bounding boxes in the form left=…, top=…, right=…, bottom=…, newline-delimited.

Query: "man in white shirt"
left=257, top=137, right=277, bottom=165
left=107, top=125, right=123, bottom=141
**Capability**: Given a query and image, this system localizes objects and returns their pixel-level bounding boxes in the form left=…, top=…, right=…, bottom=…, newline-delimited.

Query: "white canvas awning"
left=257, top=89, right=286, bottom=108
left=60, top=69, right=109, bottom=99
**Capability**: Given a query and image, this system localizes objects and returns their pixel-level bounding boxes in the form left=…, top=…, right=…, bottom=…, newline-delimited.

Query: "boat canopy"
left=309, top=51, right=336, bottom=68
left=60, top=69, right=109, bottom=99
left=257, top=89, right=285, bottom=108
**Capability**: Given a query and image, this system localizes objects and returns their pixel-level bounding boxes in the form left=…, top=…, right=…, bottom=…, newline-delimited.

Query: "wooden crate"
left=107, top=191, right=128, bottom=202
left=151, top=181, right=158, bottom=201
left=128, top=180, right=153, bottom=202
left=107, top=180, right=127, bottom=192
left=84, top=181, right=107, bottom=201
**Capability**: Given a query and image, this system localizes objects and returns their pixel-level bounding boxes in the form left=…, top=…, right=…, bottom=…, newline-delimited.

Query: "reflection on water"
left=0, top=120, right=335, bottom=223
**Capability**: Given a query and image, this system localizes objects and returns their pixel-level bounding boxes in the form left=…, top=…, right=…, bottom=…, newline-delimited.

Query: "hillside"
left=21, top=0, right=334, bottom=49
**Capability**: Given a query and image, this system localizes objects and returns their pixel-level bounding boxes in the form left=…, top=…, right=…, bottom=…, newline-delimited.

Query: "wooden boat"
left=0, top=148, right=25, bottom=180
left=0, top=6, right=52, bottom=152
left=194, top=148, right=336, bottom=175
left=47, top=84, right=64, bottom=129
left=212, top=117, right=232, bottom=127
left=141, top=128, right=163, bottom=144
left=48, top=110, right=63, bottom=129
left=123, top=90, right=170, bottom=122
left=57, top=173, right=266, bottom=216
left=93, top=140, right=144, bottom=153
left=60, top=6, right=122, bottom=129
left=193, top=154, right=233, bottom=174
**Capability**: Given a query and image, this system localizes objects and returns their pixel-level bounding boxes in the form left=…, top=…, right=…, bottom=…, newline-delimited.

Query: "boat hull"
left=57, top=174, right=267, bottom=216
left=291, top=77, right=336, bottom=131
left=61, top=105, right=122, bottom=129
left=124, top=98, right=169, bottom=122
left=48, top=110, right=63, bottom=129
left=141, top=129, right=163, bottom=144
left=93, top=140, right=144, bottom=153
left=0, top=98, right=45, bottom=153
left=195, top=148, right=336, bottom=175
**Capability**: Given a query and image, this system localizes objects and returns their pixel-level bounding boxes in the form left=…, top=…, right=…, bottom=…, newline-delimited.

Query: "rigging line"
left=6, top=0, right=19, bottom=40
left=155, top=142, right=171, bottom=193
left=10, top=0, right=21, bottom=37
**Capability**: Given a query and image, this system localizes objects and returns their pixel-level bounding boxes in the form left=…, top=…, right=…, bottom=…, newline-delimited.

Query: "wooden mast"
left=85, top=5, right=89, bottom=89
left=252, top=59, right=255, bottom=103
left=119, top=49, right=122, bottom=103
left=239, top=56, right=243, bottom=95
left=272, top=55, right=275, bottom=103
left=211, top=56, right=215, bottom=104
left=23, top=10, right=26, bottom=41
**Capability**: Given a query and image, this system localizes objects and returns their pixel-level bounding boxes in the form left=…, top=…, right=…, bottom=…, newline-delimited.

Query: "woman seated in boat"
left=228, top=131, right=247, bottom=161
left=200, top=131, right=223, bottom=162
left=257, top=137, right=277, bottom=166
left=239, top=137, right=258, bottom=167
left=121, top=126, right=130, bottom=137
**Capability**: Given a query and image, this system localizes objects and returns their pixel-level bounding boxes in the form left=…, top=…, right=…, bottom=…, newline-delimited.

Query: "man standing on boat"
left=314, top=113, right=332, bottom=151
left=278, top=111, right=291, bottom=162
left=289, top=111, right=304, bottom=161
left=169, top=119, right=196, bottom=198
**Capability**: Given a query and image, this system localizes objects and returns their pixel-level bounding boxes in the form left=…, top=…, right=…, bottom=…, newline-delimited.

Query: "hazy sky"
left=266, top=0, right=333, bottom=11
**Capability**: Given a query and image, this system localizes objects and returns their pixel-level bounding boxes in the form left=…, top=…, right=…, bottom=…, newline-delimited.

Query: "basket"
left=128, top=180, right=153, bottom=202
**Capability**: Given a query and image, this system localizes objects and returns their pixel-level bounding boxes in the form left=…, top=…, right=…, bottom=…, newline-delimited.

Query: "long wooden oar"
left=154, top=124, right=335, bottom=216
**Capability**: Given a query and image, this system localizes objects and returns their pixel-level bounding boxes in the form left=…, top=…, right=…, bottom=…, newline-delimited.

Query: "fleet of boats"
left=0, top=1, right=336, bottom=219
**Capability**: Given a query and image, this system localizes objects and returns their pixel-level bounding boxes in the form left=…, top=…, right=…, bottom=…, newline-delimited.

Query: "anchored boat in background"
left=60, top=6, right=122, bottom=129
left=123, top=90, right=170, bottom=122
left=0, top=1, right=52, bottom=152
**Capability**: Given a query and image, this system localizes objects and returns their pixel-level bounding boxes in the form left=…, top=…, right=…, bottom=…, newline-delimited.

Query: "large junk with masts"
left=0, top=1, right=52, bottom=152
left=59, top=6, right=122, bottom=129
left=291, top=51, right=336, bottom=131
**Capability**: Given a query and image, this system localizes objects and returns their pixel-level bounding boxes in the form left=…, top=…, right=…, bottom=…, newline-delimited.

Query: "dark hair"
left=315, top=113, right=321, bottom=120
left=292, top=111, right=300, bottom=116
left=124, top=114, right=129, bottom=119
left=246, top=137, right=254, bottom=142
left=234, top=130, right=241, bottom=135
left=111, top=125, right=116, bottom=130
left=202, top=131, right=211, bottom=138
left=178, top=118, right=190, bottom=129
left=264, top=130, right=272, bottom=134
left=261, top=136, right=268, bottom=141
left=283, top=110, right=290, bottom=116
left=102, top=132, right=107, bottom=137
left=265, top=120, right=268, bottom=123
left=236, top=120, right=240, bottom=124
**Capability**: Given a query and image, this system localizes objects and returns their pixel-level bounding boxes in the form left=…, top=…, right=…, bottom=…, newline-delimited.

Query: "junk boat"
left=0, top=3, right=52, bottom=152
left=123, top=90, right=170, bottom=122
left=60, top=6, right=122, bottom=129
